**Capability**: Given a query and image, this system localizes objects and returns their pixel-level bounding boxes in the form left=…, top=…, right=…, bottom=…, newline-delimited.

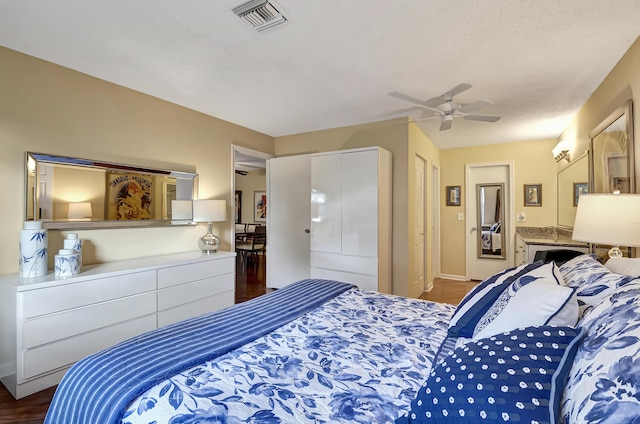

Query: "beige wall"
left=234, top=169, right=266, bottom=224
left=439, top=138, right=558, bottom=278
left=0, top=46, right=274, bottom=275
left=558, top=36, right=640, bottom=190
left=275, top=118, right=426, bottom=296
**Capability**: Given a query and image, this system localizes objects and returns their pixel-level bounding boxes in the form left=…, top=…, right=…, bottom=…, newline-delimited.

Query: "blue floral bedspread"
left=123, top=289, right=454, bottom=423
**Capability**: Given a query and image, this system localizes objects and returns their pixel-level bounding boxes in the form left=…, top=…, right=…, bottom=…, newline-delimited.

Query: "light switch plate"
left=457, top=213, right=464, bottom=221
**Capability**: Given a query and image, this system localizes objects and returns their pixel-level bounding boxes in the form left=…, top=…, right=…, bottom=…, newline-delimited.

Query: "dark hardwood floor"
left=0, top=253, right=474, bottom=423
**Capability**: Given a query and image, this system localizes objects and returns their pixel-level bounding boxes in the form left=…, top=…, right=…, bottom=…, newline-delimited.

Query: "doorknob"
left=305, top=228, right=310, bottom=233
left=471, top=227, right=477, bottom=232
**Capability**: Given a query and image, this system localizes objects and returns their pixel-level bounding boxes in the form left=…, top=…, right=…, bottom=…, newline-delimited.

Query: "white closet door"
left=267, top=155, right=311, bottom=288
left=310, top=154, right=342, bottom=254
left=342, top=150, right=378, bottom=257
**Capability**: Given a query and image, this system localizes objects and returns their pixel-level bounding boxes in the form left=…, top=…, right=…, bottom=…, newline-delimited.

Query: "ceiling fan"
left=388, top=83, right=501, bottom=131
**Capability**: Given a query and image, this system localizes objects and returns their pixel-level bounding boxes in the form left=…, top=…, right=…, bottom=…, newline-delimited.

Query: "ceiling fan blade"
left=423, top=83, right=472, bottom=108
left=439, top=118, right=453, bottom=131
left=458, top=99, right=492, bottom=113
left=462, top=114, right=501, bottom=122
left=446, top=83, right=472, bottom=97
left=388, top=91, right=425, bottom=105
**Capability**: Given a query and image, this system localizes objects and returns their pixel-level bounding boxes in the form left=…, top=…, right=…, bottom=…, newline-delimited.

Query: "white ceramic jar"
left=19, top=221, right=48, bottom=278
left=54, top=248, right=80, bottom=278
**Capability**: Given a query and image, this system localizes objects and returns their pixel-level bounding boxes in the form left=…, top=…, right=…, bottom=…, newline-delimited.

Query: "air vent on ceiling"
left=232, top=0, right=288, bottom=32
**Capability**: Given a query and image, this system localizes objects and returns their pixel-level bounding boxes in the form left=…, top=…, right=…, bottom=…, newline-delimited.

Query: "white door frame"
left=231, top=145, right=273, bottom=250
left=432, top=164, right=441, bottom=281
left=465, top=161, right=515, bottom=280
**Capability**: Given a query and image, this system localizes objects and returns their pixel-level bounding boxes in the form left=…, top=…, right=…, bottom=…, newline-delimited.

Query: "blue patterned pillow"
left=561, top=279, right=640, bottom=422
left=472, top=262, right=578, bottom=340
left=448, top=262, right=543, bottom=338
left=399, top=326, right=584, bottom=424
left=559, top=254, right=636, bottom=316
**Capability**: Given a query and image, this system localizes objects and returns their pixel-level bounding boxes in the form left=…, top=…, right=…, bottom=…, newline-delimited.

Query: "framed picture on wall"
left=446, top=186, right=461, bottom=206
left=524, top=184, right=542, bottom=206
left=107, top=171, right=153, bottom=220
left=254, top=191, right=266, bottom=222
left=234, top=190, right=242, bottom=223
left=573, top=182, right=588, bottom=207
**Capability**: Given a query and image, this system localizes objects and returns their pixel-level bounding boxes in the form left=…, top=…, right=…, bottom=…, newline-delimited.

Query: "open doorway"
left=232, top=146, right=273, bottom=303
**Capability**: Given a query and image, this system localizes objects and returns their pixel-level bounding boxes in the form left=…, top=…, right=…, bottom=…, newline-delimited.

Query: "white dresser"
left=0, top=251, right=235, bottom=399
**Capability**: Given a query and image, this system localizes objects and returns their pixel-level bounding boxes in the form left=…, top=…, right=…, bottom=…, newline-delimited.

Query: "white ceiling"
left=0, top=1, right=639, bottom=149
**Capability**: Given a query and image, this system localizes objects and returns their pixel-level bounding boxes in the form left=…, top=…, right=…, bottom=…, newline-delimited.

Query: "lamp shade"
left=68, top=202, right=92, bottom=220
left=572, top=194, right=640, bottom=247
left=192, top=199, right=226, bottom=222
left=171, top=200, right=193, bottom=220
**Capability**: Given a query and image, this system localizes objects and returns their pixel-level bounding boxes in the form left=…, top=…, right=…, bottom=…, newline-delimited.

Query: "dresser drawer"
left=157, top=291, right=235, bottom=328
left=157, top=257, right=234, bottom=289
left=158, top=273, right=234, bottom=312
left=22, top=292, right=157, bottom=349
left=20, top=314, right=156, bottom=381
left=21, top=270, right=156, bottom=319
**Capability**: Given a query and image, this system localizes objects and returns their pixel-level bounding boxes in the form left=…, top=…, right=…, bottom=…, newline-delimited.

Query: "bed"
left=481, top=222, right=502, bottom=254
left=44, top=255, right=640, bottom=423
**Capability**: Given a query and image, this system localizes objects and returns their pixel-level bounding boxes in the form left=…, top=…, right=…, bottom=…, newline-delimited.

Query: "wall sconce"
left=68, top=202, right=92, bottom=221
left=552, top=141, right=571, bottom=162
left=192, top=199, right=227, bottom=253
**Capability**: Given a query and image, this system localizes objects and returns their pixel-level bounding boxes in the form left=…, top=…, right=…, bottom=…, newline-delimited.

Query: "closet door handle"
left=471, top=227, right=477, bottom=233
left=304, top=228, right=310, bottom=233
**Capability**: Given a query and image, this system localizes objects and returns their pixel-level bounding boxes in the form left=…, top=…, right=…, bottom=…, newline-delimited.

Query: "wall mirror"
left=26, top=152, right=198, bottom=229
left=476, top=183, right=505, bottom=259
left=590, top=99, right=634, bottom=194
left=557, top=151, right=589, bottom=229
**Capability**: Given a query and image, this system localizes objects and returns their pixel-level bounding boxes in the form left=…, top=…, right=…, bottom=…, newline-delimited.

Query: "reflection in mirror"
left=26, top=152, right=198, bottom=229
left=590, top=100, right=634, bottom=194
left=476, top=183, right=506, bottom=259
left=557, top=152, right=588, bottom=228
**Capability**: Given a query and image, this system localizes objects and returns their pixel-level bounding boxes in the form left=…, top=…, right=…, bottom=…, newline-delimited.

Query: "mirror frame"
left=589, top=99, right=635, bottom=194
left=557, top=151, right=589, bottom=229
left=476, top=182, right=506, bottom=259
left=26, top=152, right=198, bottom=229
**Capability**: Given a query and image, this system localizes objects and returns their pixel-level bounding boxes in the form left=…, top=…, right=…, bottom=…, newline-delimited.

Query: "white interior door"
left=414, top=155, right=426, bottom=292
left=266, top=155, right=311, bottom=288
left=465, top=162, right=513, bottom=281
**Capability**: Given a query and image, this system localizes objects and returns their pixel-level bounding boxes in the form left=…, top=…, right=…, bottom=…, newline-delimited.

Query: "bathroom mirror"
left=476, top=183, right=505, bottom=259
left=557, top=151, right=588, bottom=229
left=590, top=99, right=634, bottom=194
left=26, top=152, right=198, bottom=229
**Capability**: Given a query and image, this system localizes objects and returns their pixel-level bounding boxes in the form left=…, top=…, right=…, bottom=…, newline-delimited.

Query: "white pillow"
left=472, top=262, right=578, bottom=340
left=604, top=257, right=640, bottom=277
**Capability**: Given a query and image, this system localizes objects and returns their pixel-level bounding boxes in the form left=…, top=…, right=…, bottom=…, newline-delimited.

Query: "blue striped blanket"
left=44, top=279, right=354, bottom=424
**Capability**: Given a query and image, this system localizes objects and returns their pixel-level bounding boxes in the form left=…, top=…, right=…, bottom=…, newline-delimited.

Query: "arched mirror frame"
left=476, top=182, right=506, bottom=259
left=589, top=99, right=635, bottom=195
left=25, top=152, right=198, bottom=229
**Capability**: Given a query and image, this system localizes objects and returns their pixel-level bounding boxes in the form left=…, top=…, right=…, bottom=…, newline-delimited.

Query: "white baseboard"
left=438, top=273, right=468, bottom=281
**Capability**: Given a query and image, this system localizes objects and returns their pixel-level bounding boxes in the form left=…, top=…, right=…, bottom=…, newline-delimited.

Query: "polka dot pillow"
left=398, top=326, right=584, bottom=424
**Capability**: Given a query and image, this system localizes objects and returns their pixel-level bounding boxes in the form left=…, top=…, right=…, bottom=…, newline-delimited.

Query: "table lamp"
left=572, top=193, right=640, bottom=258
left=192, top=199, right=227, bottom=253
left=68, top=202, right=92, bottom=221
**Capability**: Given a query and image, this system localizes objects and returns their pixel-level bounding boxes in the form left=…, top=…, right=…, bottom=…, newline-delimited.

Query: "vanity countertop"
left=516, top=226, right=589, bottom=248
